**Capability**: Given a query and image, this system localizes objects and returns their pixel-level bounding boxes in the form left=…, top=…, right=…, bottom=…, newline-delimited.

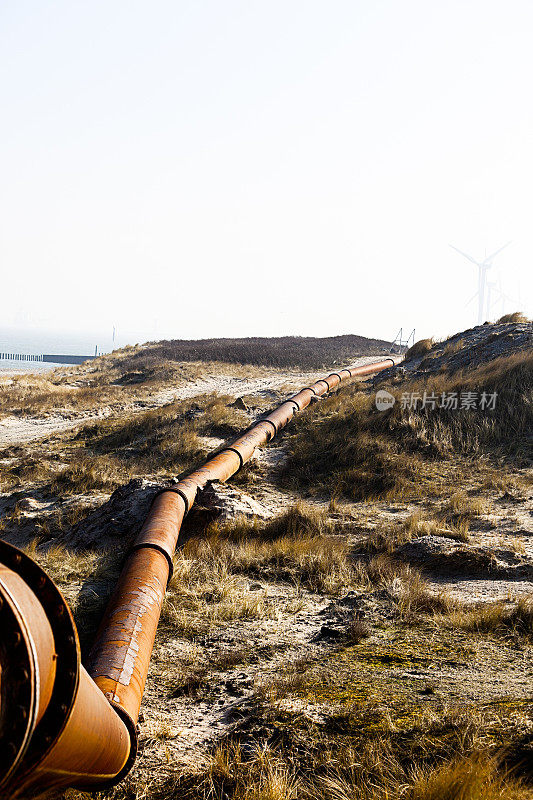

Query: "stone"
left=197, top=481, right=273, bottom=521
left=231, top=396, right=249, bottom=411
left=62, top=478, right=163, bottom=550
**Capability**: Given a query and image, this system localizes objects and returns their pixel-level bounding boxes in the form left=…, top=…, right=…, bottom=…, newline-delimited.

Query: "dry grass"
left=409, top=754, right=529, bottom=800
left=443, top=596, right=533, bottom=641
left=359, top=555, right=456, bottom=617
left=321, top=755, right=528, bottom=800
left=160, top=505, right=353, bottom=637
left=50, top=456, right=128, bottom=495
left=158, top=503, right=463, bottom=643
left=404, top=338, right=434, bottom=361
left=82, top=704, right=530, bottom=800
left=163, top=506, right=458, bottom=624
left=0, top=352, right=266, bottom=419
left=283, top=350, right=532, bottom=501
left=0, top=371, right=116, bottom=418
left=197, top=505, right=355, bottom=594
left=217, top=534, right=353, bottom=593
left=255, top=658, right=313, bottom=703
left=197, top=741, right=300, bottom=800
left=358, top=510, right=470, bottom=556
left=497, top=312, right=530, bottom=324
left=443, top=492, right=485, bottom=519
left=161, top=554, right=275, bottom=637
left=76, top=392, right=247, bottom=463
left=282, top=388, right=428, bottom=501
left=22, top=538, right=99, bottom=583
left=480, top=472, right=525, bottom=496
left=442, top=337, right=466, bottom=356
left=2, top=393, right=250, bottom=498
left=19, top=539, right=123, bottom=656
left=345, top=618, right=370, bottom=644
left=122, top=333, right=391, bottom=371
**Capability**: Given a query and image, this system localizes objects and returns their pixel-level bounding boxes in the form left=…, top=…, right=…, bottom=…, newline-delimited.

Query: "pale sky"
left=1, top=0, right=532, bottom=348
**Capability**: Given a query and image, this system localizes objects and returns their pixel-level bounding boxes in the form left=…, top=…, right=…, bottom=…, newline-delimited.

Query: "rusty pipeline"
left=0, top=356, right=398, bottom=795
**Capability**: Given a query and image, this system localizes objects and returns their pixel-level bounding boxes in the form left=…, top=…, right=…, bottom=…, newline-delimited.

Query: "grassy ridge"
left=133, top=333, right=392, bottom=370
left=283, top=351, right=533, bottom=500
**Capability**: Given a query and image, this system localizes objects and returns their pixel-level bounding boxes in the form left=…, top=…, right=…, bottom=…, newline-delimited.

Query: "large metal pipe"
left=0, top=356, right=397, bottom=795
left=0, top=540, right=133, bottom=798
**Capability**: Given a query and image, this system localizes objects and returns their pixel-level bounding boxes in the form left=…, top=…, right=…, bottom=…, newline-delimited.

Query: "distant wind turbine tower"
left=449, top=242, right=511, bottom=325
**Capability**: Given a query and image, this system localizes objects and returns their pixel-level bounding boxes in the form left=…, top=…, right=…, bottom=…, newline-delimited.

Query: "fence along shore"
left=0, top=353, right=95, bottom=364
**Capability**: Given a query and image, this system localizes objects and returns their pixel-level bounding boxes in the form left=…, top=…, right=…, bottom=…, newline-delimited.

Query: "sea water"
left=0, top=328, right=135, bottom=371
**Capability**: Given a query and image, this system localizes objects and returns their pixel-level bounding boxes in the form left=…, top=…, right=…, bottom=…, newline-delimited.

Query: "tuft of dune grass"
left=497, top=311, right=530, bottom=324
left=404, top=338, right=434, bottom=361
left=442, top=595, right=533, bottom=641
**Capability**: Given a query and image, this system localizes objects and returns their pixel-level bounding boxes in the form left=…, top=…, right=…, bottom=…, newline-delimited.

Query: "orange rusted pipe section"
left=0, top=356, right=397, bottom=795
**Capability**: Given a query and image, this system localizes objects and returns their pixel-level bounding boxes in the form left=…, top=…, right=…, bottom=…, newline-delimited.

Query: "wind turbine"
left=450, top=242, right=511, bottom=325
left=495, top=274, right=516, bottom=317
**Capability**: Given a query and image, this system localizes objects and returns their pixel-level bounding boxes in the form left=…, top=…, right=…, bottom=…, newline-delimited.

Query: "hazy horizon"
left=2, top=1, right=532, bottom=344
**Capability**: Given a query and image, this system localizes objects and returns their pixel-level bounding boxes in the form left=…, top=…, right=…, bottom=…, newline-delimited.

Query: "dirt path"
left=0, top=356, right=384, bottom=448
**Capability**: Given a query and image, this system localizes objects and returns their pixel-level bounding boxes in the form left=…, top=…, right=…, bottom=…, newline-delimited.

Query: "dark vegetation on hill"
left=398, top=321, right=531, bottom=374
left=131, top=333, right=393, bottom=370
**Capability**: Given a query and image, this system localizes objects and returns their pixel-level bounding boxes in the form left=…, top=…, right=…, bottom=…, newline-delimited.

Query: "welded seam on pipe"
left=223, top=447, right=245, bottom=469
left=150, top=486, right=191, bottom=514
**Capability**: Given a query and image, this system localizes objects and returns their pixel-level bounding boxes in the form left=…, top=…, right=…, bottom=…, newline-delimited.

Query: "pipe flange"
left=0, top=584, right=35, bottom=787
left=286, top=397, right=301, bottom=411
left=107, top=703, right=138, bottom=785
left=0, top=542, right=79, bottom=780
left=128, top=542, right=174, bottom=581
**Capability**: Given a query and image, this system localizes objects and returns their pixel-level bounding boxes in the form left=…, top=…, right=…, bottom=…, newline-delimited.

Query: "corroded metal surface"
left=14, top=666, right=132, bottom=795
left=89, top=547, right=170, bottom=724
left=132, top=490, right=186, bottom=564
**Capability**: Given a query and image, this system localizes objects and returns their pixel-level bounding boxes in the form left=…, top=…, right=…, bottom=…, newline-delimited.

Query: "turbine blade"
left=449, top=245, right=480, bottom=266
left=484, top=241, right=511, bottom=263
